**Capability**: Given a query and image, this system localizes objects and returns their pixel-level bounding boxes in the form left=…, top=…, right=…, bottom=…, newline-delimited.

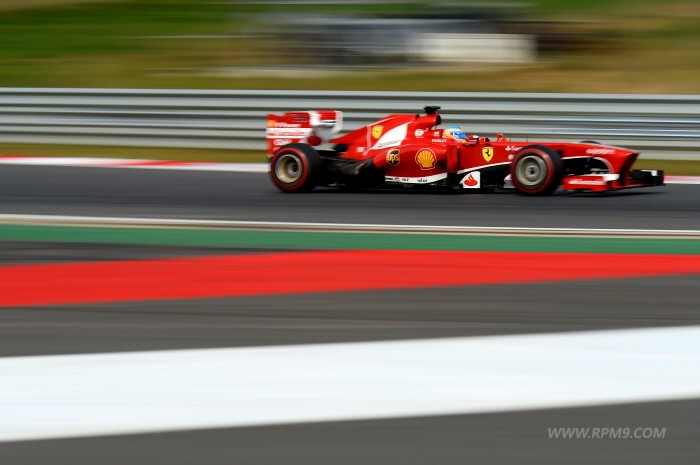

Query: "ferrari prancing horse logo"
left=482, top=147, right=494, bottom=162
left=372, top=125, right=384, bottom=139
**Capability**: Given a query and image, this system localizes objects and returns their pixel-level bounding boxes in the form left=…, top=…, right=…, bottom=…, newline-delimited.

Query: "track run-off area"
left=1, top=158, right=700, bottom=464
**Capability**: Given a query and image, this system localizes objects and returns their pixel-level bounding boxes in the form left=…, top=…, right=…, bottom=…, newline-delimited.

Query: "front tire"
left=270, top=143, right=322, bottom=192
left=510, top=145, right=563, bottom=196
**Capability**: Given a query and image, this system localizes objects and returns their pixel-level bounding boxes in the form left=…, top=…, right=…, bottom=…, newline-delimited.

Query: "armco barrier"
left=1, top=88, right=699, bottom=159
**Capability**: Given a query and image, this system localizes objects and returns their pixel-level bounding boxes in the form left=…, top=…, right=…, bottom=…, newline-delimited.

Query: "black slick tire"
left=270, top=143, right=322, bottom=193
left=510, top=145, right=563, bottom=196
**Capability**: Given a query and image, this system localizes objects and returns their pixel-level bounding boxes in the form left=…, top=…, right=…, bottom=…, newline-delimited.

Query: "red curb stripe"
left=3, top=250, right=700, bottom=308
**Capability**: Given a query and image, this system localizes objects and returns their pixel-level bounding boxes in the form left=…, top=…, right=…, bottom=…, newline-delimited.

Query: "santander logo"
left=463, top=174, right=478, bottom=186
left=461, top=171, right=481, bottom=188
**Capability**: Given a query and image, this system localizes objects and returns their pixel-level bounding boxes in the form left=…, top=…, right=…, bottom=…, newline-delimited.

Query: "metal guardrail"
left=1, top=88, right=699, bottom=159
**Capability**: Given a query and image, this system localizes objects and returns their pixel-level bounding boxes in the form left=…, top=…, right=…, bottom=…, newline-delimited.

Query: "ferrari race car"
left=266, top=106, right=664, bottom=195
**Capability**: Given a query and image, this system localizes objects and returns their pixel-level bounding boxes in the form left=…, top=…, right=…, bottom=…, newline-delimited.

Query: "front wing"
left=561, top=170, right=665, bottom=193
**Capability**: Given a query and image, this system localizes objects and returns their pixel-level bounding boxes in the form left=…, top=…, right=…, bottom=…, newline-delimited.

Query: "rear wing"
left=266, top=110, right=342, bottom=156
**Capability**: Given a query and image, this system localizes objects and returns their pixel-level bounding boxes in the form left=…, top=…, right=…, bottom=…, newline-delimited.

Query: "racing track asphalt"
left=2, top=270, right=700, bottom=464
left=0, top=164, right=699, bottom=229
left=1, top=164, right=700, bottom=464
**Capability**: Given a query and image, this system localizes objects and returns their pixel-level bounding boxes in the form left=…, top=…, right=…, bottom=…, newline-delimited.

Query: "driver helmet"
left=444, top=126, right=467, bottom=141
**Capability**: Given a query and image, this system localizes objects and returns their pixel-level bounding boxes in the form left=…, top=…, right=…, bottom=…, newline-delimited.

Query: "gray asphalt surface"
left=2, top=264, right=699, bottom=357
left=1, top=165, right=699, bottom=464
left=3, top=400, right=698, bottom=465
left=1, top=164, right=699, bottom=229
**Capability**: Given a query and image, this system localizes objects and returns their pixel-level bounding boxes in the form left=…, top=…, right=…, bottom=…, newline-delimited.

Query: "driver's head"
left=444, top=126, right=467, bottom=142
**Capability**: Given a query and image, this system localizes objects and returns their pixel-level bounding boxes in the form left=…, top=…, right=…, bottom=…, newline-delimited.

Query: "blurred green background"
left=1, top=0, right=699, bottom=169
left=2, top=0, right=699, bottom=92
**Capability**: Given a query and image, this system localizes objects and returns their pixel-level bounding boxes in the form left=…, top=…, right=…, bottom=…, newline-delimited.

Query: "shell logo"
left=415, top=148, right=437, bottom=170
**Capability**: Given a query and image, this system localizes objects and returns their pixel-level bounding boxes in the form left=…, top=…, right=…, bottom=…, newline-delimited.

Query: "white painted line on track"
left=0, top=157, right=269, bottom=172
left=1, top=325, right=699, bottom=442
left=1, top=213, right=699, bottom=237
left=0, top=157, right=698, bottom=183
left=665, top=175, right=700, bottom=185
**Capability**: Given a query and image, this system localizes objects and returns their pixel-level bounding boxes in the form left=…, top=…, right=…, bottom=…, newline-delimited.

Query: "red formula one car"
left=266, top=106, right=664, bottom=195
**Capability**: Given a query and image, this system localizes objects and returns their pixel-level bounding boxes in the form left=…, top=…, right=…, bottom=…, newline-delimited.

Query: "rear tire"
left=510, top=145, right=563, bottom=196
left=270, top=143, right=322, bottom=192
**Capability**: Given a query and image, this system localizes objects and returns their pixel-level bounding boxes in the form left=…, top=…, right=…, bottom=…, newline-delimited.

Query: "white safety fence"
left=1, top=88, right=699, bottom=159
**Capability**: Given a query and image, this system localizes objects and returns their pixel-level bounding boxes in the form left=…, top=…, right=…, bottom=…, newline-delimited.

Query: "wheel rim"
left=516, top=155, right=547, bottom=187
left=275, top=153, right=302, bottom=184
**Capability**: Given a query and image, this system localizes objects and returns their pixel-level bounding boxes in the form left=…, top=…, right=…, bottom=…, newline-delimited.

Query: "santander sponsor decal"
left=567, top=179, right=607, bottom=186
left=461, top=171, right=481, bottom=188
left=266, top=128, right=309, bottom=138
left=272, top=122, right=302, bottom=128
left=586, top=148, right=616, bottom=155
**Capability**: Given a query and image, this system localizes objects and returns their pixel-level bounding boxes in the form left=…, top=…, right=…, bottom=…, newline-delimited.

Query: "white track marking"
left=0, top=157, right=697, bottom=183
left=665, top=175, right=700, bottom=184
left=0, top=157, right=269, bottom=172
left=1, top=213, right=699, bottom=237
left=1, top=326, right=699, bottom=442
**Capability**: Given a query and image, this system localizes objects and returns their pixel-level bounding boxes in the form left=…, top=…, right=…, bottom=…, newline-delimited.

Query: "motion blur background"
left=2, top=3, right=700, bottom=463
left=1, top=0, right=699, bottom=166
left=2, top=0, right=699, bottom=92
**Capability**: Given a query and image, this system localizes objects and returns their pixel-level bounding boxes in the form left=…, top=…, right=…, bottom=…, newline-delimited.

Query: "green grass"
left=1, top=224, right=699, bottom=254
left=0, top=0, right=699, bottom=92
left=0, top=143, right=266, bottom=162
left=634, top=159, right=700, bottom=176
left=1, top=1, right=699, bottom=166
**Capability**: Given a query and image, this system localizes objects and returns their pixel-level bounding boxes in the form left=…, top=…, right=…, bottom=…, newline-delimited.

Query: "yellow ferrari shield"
left=482, top=147, right=494, bottom=162
left=372, top=125, right=384, bottom=139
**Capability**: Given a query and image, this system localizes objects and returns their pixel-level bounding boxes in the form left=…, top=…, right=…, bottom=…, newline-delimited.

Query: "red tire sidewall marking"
left=271, top=147, right=310, bottom=192
left=511, top=148, right=556, bottom=195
